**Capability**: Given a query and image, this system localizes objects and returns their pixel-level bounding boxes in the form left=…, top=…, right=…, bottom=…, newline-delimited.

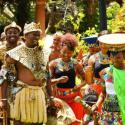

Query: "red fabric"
left=67, top=101, right=84, bottom=125
left=91, top=84, right=103, bottom=112
left=56, top=89, right=85, bottom=125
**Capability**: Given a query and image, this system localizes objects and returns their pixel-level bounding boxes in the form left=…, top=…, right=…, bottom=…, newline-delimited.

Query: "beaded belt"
left=52, top=87, right=80, bottom=102
left=54, top=88, right=74, bottom=96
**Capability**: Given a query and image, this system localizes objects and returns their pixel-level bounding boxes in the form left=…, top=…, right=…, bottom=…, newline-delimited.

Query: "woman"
left=49, top=32, right=63, bottom=61
left=49, top=33, right=85, bottom=125
left=94, top=33, right=125, bottom=125
left=84, top=31, right=110, bottom=115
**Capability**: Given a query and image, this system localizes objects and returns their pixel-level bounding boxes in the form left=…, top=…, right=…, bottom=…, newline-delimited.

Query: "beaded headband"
left=98, top=33, right=125, bottom=52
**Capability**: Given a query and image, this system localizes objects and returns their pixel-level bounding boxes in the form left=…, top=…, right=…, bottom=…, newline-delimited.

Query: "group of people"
left=0, top=21, right=125, bottom=125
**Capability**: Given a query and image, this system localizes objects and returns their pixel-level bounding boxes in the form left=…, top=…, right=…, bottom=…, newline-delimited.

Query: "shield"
left=47, top=97, right=79, bottom=125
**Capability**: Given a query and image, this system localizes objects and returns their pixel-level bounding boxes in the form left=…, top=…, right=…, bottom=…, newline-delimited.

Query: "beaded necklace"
left=58, top=58, right=75, bottom=72
left=98, top=51, right=109, bottom=64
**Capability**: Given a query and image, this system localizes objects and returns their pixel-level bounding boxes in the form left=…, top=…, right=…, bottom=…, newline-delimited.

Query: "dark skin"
left=49, top=45, right=85, bottom=94
left=91, top=51, right=125, bottom=124
left=0, top=27, right=20, bottom=104
left=6, top=27, right=20, bottom=49
left=1, top=31, right=44, bottom=125
left=111, top=51, right=125, bottom=70
left=16, top=31, right=44, bottom=87
left=0, top=27, right=20, bottom=125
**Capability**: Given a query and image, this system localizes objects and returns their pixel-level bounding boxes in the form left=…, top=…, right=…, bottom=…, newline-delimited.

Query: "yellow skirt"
left=10, top=85, right=47, bottom=123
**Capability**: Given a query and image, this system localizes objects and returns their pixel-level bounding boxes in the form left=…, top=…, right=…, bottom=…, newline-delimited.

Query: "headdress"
left=23, top=22, right=42, bottom=35
left=4, top=21, right=22, bottom=33
left=98, top=33, right=125, bottom=52
left=82, top=36, right=98, bottom=47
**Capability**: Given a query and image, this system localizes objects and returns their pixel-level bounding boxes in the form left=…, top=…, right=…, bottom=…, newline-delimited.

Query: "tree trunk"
left=35, top=0, right=46, bottom=37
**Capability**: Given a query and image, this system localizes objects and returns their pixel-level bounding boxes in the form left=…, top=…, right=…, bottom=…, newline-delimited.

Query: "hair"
left=53, top=32, right=63, bottom=41
left=61, top=33, right=78, bottom=51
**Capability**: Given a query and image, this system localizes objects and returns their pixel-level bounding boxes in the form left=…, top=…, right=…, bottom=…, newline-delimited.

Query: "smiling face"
left=25, top=31, right=40, bottom=48
left=60, top=45, right=74, bottom=62
left=6, top=27, right=20, bottom=45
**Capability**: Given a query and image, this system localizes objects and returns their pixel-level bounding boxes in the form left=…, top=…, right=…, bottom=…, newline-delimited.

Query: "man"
left=1, top=22, right=47, bottom=125
left=0, top=22, right=21, bottom=125
left=0, top=22, right=21, bottom=70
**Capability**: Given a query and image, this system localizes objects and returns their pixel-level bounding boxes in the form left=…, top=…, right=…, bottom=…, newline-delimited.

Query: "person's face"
left=60, top=46, right=74, bottom=62
left=52, top=38, right=61, bottom=50
left=99, top=43, right=108, bottom=54
left=6, top=27, right=20, bottom=45
left=111, top=52, right=125, bottom=69
left=25, top=31, right=40, bottom=48
left=89, top=47, right=95, bottom=55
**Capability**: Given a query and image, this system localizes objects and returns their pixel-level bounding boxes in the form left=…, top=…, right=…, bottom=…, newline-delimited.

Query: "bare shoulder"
left=5, top=54, right=16, bottom=64
left=88, top=54, right=95, bottom=66
left=49, top=58, right=59, bottom=68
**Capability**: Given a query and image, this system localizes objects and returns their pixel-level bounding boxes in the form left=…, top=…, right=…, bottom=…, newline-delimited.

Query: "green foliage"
left=73, top=33, right=88, bottom=58
left=0, top=14, right=12, bottom=33
left=110, top=2, right=125, bottom=32
left=106, top=2, right=120, bottom=32
left=55, top=11, right=84, bottom=33
left=84, top=27, right=97, bottom=37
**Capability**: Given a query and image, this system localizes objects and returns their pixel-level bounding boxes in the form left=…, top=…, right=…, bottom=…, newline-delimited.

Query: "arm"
left=74, top=63, right=85, bottom=90
left=49, top=61, right=68, bottom=85
left=84, top=55, right=95, bottom=84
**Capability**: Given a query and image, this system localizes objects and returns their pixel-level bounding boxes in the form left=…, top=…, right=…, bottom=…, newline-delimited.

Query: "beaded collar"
left=98, top=51, right=109, bottom=64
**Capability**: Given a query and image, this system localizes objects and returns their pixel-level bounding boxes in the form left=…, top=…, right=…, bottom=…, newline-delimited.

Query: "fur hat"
left=4, top=21, right=22, bottom=33
left=23, top=22, right=42, bottom=35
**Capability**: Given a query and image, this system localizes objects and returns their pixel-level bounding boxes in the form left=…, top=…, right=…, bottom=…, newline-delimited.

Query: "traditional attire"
left=82, top=35, right=98, bottom=67
left=98, top=33, right=125, bottom=125
left=99, top=66, right=122, bottom=125
left=50, top=58, right=84, bottom=125
left=6, top=43, right=47, bottom=123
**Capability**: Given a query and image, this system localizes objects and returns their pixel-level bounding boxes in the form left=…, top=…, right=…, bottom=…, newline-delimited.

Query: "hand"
left=58, top=76, right=69, bottom=83
left=91, top=104, right=98, bottom=112
left=0, top=100, right=7, bottom=110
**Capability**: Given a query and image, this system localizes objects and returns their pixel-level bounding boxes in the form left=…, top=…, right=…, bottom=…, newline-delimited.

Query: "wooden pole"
left=35, top=0, right=46, bottom=36
left=98, top=0, right=107, bottom=31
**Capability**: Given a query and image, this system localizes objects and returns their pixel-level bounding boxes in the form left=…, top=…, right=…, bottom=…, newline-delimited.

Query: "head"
left=109, top=51, right=125, bottom=69
left=4, top=22, right=21, bottom=45
left=51, top=32, right=63, bottom=51
left=60, top=33, right=78, bottom=62
left=23, top=22, right=42, bottom=48
left=24, top=31, right=40, bottom=48
left=98, top=33, right=125, bottom=69
left=83, top=36, right=98, bottom=55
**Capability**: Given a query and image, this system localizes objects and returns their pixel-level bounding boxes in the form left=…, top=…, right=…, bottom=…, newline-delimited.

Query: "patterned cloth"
left=99, top=66, right=122, bottom=125
left=50, top=58, right=84, bottom=125
left=10, top=82, right=47, bottom=123
left=6, top=44, right=48, bottom=123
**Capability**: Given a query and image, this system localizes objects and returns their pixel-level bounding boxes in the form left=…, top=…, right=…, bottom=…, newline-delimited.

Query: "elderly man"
left=1, top=22, right=48, bottom=125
